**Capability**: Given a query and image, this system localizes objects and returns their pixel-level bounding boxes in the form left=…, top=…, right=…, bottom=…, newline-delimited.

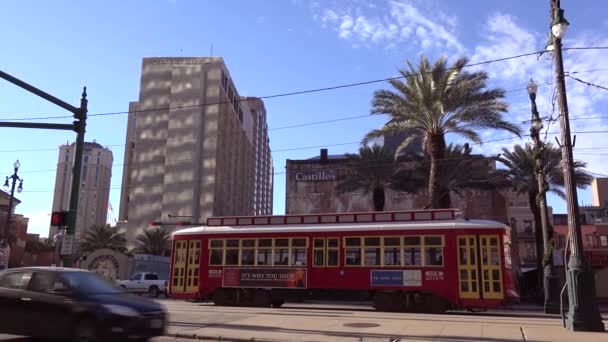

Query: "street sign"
left=60, top=235, right=74, bottom=255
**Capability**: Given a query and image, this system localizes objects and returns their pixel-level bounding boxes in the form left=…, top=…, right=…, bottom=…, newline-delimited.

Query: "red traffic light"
left=50, top=211, right=69, bottom=227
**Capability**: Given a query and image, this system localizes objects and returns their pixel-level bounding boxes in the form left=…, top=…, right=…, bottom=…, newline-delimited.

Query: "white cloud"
left=26, top=212, right=51, bottom=238
left=470, top=13, right=608, bottom=191
left=313, top=0, right=462, bottom=51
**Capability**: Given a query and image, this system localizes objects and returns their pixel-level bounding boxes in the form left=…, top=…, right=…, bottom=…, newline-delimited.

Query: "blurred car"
left=0, top=267, right=166, bottom=341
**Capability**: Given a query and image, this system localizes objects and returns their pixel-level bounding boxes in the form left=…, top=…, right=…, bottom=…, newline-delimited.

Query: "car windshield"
left=60, top=272, right=124, bottom=294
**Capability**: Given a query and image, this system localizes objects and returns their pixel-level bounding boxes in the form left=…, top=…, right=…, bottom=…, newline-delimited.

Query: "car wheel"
left=73, top=318, right=98, bottom=342
left=149, top=285, right=160, bottom=298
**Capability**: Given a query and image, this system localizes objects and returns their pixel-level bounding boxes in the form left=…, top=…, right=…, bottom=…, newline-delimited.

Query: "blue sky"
left=1, top=0, right=608, bottom=237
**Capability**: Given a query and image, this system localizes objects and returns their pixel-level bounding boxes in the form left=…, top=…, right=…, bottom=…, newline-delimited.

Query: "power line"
left=0, top=48, right=576, bottom=122
left=566, top=74, right=608, bottom=92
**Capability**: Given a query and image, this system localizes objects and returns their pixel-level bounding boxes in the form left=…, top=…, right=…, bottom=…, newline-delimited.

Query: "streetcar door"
left=479, top=235, right=503, bottom=299
left=185, top=240, right=201, bottom=293
left=171, top=240, right=188, bottom=294
left=457, top=236, right=480, bottom=299
left=312, top=237, right=340, bottom=288
left=171, top=240, right=201, bottom=294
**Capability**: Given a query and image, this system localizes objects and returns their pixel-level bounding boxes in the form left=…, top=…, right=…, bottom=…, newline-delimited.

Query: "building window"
left=601, top=235, right=608, bottom=247
left=586, top=235, right=596, bottom=248
left=523, top=220, right=533, bottom=234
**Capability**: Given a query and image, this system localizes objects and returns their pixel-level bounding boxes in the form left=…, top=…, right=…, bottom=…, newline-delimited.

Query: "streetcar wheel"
left=212, top=289, right=233, bottom=306
left=271, top=299, right=284, bottom=308
left=424, top=295, right=449, bottom=314
left=372, top=293, right=392, bottom=311
left=253, top=290, right=272, bottom=307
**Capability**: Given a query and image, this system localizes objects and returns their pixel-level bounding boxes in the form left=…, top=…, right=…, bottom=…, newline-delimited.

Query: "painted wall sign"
left=294, top=170, right=337, bottom=182
left=223, top=268, right=307, bottom=288
left=371, top=270, right=422, bottom=286
left=424, top=270, right=444, bottom=281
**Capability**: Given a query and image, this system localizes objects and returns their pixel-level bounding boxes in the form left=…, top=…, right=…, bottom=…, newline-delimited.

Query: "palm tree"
left=364, top=55, right=520, bottom=208
left=335, top=144, right=399, bottom=211
left=497, top=143, right=592, bottom=291
left=80, top=225, right=127, bottom=253
left=132, top=228, right=171, bottom=256
left=392, top=144, right=504, bottom=207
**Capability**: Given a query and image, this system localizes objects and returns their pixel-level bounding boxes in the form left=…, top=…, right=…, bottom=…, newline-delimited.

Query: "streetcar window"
left=345, top=248, right=361, bottom=266
left=404, top=236, right=422, bottom=266
left=258, top=239, right=272, bottom=248
left=291, top=248, right=306, bottom=266
left=345, top=237, right=363, bottom=266
left=423, top=236, right=444, bottom=266
left=241, top=249, right=255, bottom=265
left=383, top=236, right=401, bottom=266
left=364, top=237, right=381, bottom=266
left=292, top=238, right=307, bottom=247
left=242, top=239, right=255, bottom=247
left=210, top=249, right=223, bottom=265
left=313, top=249, right=324, bottom=266
left=225, top=239, right=239, bottom=266
left=345, top=237, right=361, bottom=246
left=210, top=240, right=224, bottom=248
left=364, top=247, right=381, bottom=266
left=327, top=238, right=339, bottom=267
left=274, top=249, right=289, bottom=265
left=257, top=248, right=272, bottom=265
left=275, top=239, right=289, bottom=247
left=404, top=236, right=421, bottom=245
left=313, top=238, right=325, bottom=267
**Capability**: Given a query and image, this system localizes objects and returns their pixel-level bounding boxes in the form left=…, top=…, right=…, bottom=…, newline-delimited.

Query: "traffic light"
left=50, top=211, right=69, bottom=227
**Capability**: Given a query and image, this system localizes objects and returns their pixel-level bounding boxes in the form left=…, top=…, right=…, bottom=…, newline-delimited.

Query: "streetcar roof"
left=171, top=219, right=509, bottom=237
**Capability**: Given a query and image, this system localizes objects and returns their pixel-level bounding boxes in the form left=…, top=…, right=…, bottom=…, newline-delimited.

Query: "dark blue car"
left=0, top=267, right=166, bottom=341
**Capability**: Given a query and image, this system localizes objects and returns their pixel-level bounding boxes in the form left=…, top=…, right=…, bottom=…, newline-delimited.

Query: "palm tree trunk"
left=428, top=133, right=447, bottom=208
left=528, top=191, right=544, bottom=301
left=373, top=187, right=385, bottom=211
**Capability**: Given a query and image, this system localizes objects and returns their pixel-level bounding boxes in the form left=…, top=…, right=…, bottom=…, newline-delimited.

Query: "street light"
left=1, top=159, right=23, bottom=248
left=548, top=0, right=604, bottom=331
left=551, top=8, right=569, bottom=39
left=527, top=78, right=559, bottom=314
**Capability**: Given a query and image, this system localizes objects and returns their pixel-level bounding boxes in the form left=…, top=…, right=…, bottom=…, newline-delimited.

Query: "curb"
left=167, top=333, right=306, bottom=342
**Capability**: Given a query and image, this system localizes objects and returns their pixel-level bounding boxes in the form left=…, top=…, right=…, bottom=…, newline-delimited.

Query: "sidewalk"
left=163, top=306, right=608, bottom=342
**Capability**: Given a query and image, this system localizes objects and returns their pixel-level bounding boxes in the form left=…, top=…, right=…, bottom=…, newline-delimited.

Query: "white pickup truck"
left=116, top=272, right=168, bottom=297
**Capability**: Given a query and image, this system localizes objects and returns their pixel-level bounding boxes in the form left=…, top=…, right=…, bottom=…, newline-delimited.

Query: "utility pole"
left=548, top=0, right=604, bottom=331
left=527, top=79, right=559, bottom=314
left=0, top=70, right=87, bottom=268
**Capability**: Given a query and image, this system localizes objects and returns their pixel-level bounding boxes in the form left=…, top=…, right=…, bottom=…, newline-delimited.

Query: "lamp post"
left=2, top=159, right=23, bottom=247
left=549, top=0, right=604, bottom=331
left=527, top=79, right=560, bottom=314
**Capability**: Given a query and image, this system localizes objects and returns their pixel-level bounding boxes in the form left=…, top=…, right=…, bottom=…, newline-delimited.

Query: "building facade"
left=285, top=149, right=507, bottom=222
left=244, top=97, right=273, bottom=215
left=118, top=57, right=272, bottom=243
left=49, top=141, right=113, bottom=252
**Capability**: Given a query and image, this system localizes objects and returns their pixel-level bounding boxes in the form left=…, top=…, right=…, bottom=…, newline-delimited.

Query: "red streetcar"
left=169, top=209, right=518, bottom=312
